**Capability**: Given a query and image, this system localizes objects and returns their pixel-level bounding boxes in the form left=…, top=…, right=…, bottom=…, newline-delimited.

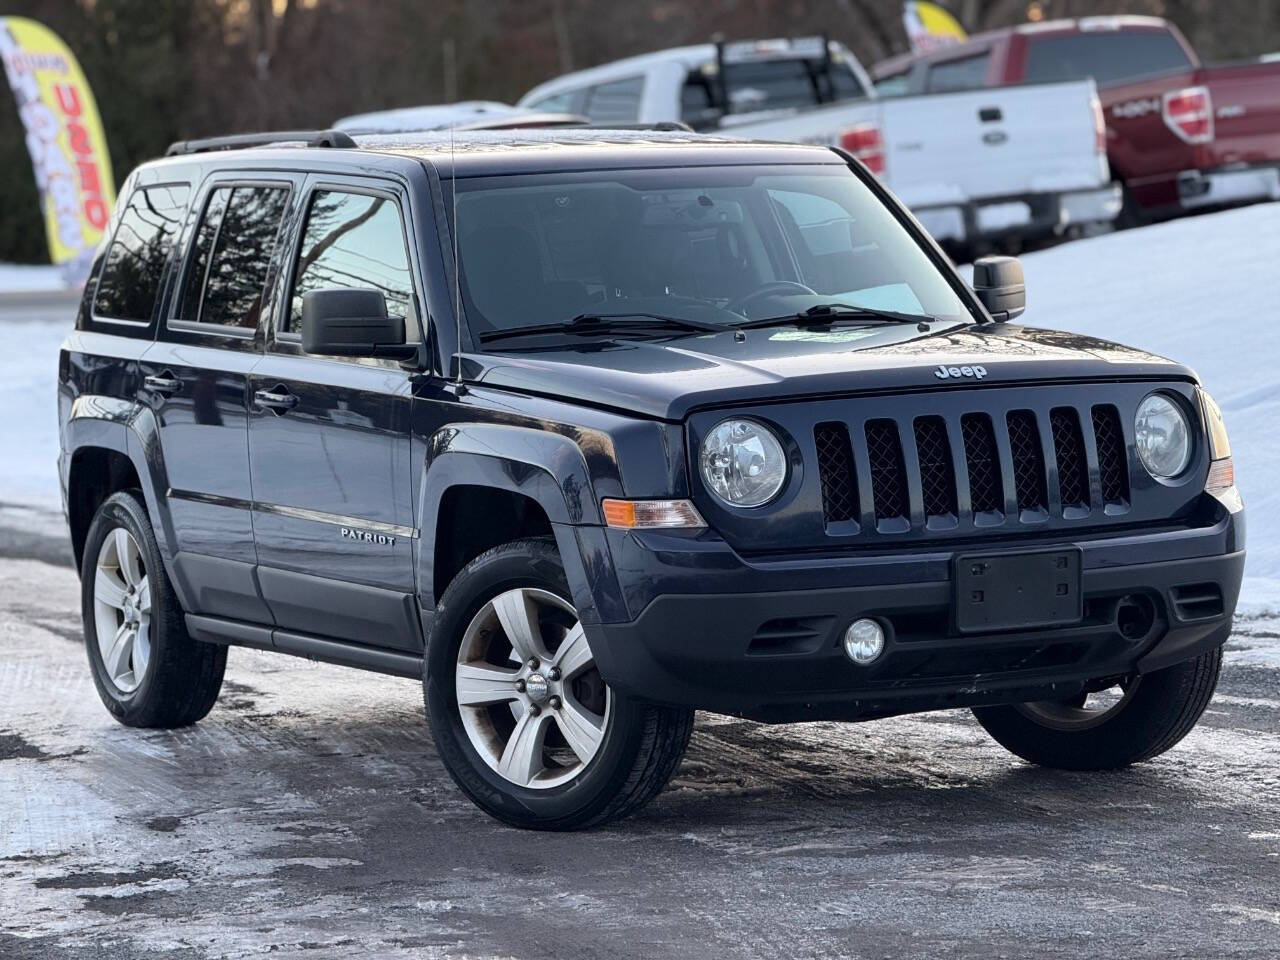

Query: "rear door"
left=141, top=174, right=294, bottom=623
left=246, top=175, right=422, bottom=652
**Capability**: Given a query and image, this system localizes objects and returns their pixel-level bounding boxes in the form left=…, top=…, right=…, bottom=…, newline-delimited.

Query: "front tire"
left=972, top=648, right=1222, bottom=770
left=81, top=491, right=226, bottom=728
left=424, top=538, right=693, bottom=830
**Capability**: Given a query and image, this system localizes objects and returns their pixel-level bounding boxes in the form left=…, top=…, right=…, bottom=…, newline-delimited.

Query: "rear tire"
left=972, top=648, right=1222, bottom=770
left=81, top=490, right=226, bottom=728
left=424, top=538, right=693, bottom=830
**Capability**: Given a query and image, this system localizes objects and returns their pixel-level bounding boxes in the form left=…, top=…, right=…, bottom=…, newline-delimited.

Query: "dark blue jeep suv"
left=57, top=128, right=1244, bottom=829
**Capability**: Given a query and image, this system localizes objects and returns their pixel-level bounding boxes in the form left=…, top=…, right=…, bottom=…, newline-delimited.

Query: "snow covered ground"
left=0, top=204, right=1276, bottom=604
left=0, top=261, right=72, bottom=293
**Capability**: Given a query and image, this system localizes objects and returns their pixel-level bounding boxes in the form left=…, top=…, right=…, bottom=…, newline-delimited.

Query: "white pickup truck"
left=517, top=37, right=1121, bottom=252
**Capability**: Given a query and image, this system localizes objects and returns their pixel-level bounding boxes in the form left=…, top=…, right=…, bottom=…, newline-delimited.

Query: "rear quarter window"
left=1024, top=31, right=1192, bottom=86
left=93, top=184, right=191, bottom=322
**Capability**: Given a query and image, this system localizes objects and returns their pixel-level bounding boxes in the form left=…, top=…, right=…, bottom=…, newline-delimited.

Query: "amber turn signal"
left=601, top=499, right=706, bottom=529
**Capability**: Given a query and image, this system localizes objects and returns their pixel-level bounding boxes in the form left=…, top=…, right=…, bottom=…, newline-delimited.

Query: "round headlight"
left=1135, top=394, right=1192, bottom=479
left=700, top=419, right=788, bottom=507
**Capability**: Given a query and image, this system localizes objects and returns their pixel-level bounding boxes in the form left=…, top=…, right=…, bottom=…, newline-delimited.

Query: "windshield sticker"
left=769, top=329, right=882, bottom=345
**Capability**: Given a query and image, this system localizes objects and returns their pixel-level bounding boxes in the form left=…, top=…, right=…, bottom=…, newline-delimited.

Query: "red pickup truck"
left=873, top=16, right=1280, bottom=221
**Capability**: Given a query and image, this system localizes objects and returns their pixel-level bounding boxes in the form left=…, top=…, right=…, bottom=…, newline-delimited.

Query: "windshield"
left=451, top=165, right=972, bottom=344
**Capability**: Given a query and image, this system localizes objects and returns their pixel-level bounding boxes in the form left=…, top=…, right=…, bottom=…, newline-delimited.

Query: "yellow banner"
left=903, top=2, right=969, bottom=54
left=0, top=16, right=114, bottom=273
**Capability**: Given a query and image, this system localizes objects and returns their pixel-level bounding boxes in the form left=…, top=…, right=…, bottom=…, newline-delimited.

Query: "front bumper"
left=912, top=184, right=1122, bottom=244
left=585, top=511, right=1244, bottom=723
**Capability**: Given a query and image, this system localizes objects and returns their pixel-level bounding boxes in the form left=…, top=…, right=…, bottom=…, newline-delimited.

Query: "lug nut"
left=527, top=658, right=540, bottom=670
left=515, top=679, right=526, bottom=692
left=547, top=667, right=561, bottom=681
left=527, top=704, right=541, bottom=716
left=549, top=696, right=561, bottom=710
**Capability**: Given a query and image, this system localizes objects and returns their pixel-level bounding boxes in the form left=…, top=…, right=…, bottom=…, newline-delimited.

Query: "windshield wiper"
left=479, top=312, right=725, bottom=344
left=735, top=303, right=931, bottom=330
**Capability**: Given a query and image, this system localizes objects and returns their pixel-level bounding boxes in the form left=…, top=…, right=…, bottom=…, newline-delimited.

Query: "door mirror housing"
left=301, top=288, right=416, bottom=360
left=971, top=255, right=1026, bottom=322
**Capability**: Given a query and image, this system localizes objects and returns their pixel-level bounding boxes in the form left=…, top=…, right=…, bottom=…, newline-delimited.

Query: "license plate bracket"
left=954, top=548, right=1083, bottom=633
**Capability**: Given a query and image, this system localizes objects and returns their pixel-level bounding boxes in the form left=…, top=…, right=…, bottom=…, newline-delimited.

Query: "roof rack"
left=165, top=129, right=357, bottom=157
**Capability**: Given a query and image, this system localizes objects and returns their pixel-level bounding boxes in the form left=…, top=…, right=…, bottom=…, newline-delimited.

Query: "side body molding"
left=416, top=422, right=625, bottom=624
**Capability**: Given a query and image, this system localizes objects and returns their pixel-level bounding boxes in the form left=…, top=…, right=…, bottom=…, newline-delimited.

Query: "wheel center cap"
left=524, top=673, right=550, bottom=704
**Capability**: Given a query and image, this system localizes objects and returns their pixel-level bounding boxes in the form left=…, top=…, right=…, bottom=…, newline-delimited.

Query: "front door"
left=246, top=178, right=422, bottom=651
left=143, top=177, right=294, bottom=624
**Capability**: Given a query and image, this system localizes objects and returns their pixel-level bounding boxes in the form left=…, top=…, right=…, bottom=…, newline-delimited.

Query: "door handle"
left=254, top=386, right=299, bottom=412
left=979, top=106, right=1003, bottom=123
left=144, top=372, right=181, bottom=395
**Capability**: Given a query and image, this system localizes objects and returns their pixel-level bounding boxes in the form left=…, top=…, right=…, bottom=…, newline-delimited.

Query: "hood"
left=468, top=322, right=1193, bottom=421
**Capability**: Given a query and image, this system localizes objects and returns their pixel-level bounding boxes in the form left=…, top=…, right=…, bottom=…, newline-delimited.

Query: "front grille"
left=1092, top=405, right=1129, bottom=505
left=1050, top=407, right=1090, bottom=509
left=865, top=419, right=909, bottom=522
left=961, top=413, right=1003, bottom=514
left=1006, top=410, right=1047, bottom=513
left=814, top=422, right=857, bottom=523
left=813, top=396, right=1140, bottom=533
left=913, top=417, right=957, bottom=518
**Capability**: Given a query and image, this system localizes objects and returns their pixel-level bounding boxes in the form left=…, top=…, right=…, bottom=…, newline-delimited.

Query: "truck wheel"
left=972, top=649, right=1222, bottom=770
left=81, top=491, right=226, bottom=728
left=424, top=538, right=693, bottom=830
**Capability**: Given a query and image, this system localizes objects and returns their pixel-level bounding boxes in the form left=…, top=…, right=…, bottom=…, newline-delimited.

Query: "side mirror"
left=301, top=288, right=415, bottom=360
left=971, top=255, right=1026, bottom=322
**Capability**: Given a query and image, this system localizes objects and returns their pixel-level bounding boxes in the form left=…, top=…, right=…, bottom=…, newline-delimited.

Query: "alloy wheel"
left=455, top=587, right=611, bottom=789
left=92, top=526, right=152, bottom=694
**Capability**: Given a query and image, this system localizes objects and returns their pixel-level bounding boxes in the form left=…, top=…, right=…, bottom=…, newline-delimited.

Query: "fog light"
left=843, top=618, right=885, bottom=665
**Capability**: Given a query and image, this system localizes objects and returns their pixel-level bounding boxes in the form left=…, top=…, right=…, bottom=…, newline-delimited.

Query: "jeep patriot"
left=58, top=128, right=1244, bottom=829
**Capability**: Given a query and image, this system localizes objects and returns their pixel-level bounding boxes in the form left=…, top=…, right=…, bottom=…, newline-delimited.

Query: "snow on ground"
left=0, top=204, right=1276, bottom=602
left=0, top=301, right=73, bottom=512
left=0, top=261, right=72, bottom=293
left=1018, top=201, right=1280, bottom=604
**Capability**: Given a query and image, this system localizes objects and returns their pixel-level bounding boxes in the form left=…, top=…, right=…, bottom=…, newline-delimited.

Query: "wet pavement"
left=2, top=524, right=1279, bottom=959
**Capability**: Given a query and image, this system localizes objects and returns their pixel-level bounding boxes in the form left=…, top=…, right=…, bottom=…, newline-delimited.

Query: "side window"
left=526, top=89, right=581, bottom=114
left=873, top=72, right=912, bottom=98
left=94, top=184, right=190, bottom=322
left=927, top=53, right=991, bottom=93
left=582, top=76, right=643, bottom=123
left=287, top=190, right=415, bottom=340
left=176, top=185, right=289, bottom=329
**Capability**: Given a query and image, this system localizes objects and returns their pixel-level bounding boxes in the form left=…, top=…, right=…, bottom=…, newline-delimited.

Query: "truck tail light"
left=1091, top=94, right=1107, bottom=154
left=1162, top=85, right=1213, bottom=145
left=839, top=124, right=886, bottom=177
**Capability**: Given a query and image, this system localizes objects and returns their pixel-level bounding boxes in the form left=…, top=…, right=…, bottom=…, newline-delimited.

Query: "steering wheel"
left=725, top=281, right=818, bottom=316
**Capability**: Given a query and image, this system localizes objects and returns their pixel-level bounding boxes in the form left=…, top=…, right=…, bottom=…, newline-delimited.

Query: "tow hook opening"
left=1115, top=594, right=1157, bottom=641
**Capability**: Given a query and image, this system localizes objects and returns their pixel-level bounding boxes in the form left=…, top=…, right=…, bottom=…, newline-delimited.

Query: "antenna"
left=450, top=118, right=464, bottom=389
